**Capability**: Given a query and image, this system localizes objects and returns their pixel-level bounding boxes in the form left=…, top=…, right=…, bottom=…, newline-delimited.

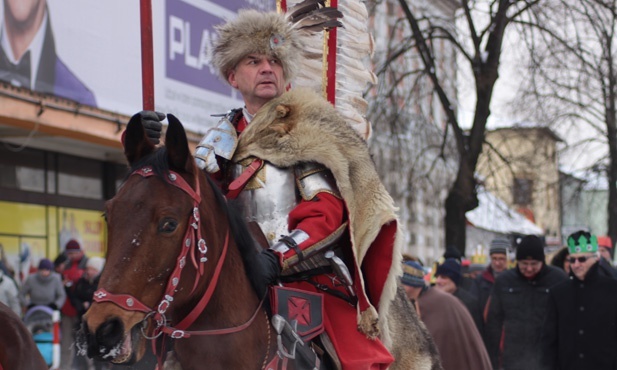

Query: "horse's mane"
left=125, top=147, right=265, bottom=297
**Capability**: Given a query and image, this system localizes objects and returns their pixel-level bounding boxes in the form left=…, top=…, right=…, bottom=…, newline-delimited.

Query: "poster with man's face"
left=0, top=0, right=275, bottom=134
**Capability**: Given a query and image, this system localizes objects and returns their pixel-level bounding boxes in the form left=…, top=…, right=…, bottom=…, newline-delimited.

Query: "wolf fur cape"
left=233, top=88, right=403, bottom=345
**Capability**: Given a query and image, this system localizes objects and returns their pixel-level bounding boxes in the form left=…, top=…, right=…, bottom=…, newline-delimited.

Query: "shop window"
left=0, top=145, right=45, bottom=192
left=57, top=154, right=102, bottom=199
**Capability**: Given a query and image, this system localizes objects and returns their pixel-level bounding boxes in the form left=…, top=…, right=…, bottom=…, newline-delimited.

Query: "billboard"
left=0, top=0, right=274, bottom=134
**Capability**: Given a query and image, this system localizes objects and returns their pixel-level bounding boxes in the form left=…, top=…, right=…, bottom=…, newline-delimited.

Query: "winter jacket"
left=61, top=256, right=88, bottom=317
left=470, top=266, right=497, bottom=318
left=0, top=270, right=20, bottom=316
left=598, top=257, right=617, bottom=279
left=485, top=265, right=567, bottom=370
left=470, top=266, right=500, bottom=342
left=541, top=262, right=617, bottom=370
left=70, top=274, right=100, bottom=319
left=21, top=271, right=66, bottom=309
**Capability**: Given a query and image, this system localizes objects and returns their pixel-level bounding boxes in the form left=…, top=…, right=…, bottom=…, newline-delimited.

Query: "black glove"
left=253, top=249, right=282, bottom=295
left=139, top=110, right=165, bottom=145
left=47, top=303, right=58, bottom=310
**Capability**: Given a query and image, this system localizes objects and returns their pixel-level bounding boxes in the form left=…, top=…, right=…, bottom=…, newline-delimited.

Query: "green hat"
left=567, top=233, right=598, bottom=254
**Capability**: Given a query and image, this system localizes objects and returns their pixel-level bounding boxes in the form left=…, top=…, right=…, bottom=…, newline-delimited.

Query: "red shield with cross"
left=288, top=296, right=311, bottom=326
left=271, top=286, right=324, bottom=342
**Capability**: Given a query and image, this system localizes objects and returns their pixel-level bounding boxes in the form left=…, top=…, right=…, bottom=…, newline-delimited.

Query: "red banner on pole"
left=140, top=0, right=155, bottom=111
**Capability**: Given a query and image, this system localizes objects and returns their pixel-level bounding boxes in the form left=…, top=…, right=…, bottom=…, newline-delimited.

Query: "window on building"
left=512, top=177, right=533, bottom=205
left=57, top=154, right=103, bottom=199
left=0, top=145, right=46, bottom=192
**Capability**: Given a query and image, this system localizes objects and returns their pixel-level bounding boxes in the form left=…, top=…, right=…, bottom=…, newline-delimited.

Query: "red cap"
left=598, top=236, right=613, bottom=249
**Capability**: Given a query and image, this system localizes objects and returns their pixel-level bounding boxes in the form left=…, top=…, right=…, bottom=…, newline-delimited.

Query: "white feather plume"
left=285, top=0, right=377, bottom=140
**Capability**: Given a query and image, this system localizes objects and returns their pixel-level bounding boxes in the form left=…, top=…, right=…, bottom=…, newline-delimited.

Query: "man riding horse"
left=140, top=9, right=402, bottom=369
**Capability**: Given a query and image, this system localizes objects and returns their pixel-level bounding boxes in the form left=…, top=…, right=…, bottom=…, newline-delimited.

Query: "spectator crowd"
left=2, top=230, right=616, bottom=370
left=401, top=230, right=617, bottom=370
left=0, top=240, right=107, bottom=370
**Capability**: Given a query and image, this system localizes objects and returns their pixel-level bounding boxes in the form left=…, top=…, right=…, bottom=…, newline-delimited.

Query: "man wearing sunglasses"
left=541, top=230, right=617, bottom=370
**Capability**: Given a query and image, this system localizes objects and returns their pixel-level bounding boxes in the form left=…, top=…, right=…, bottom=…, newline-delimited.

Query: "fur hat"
left=212, top=10, right=304, bottom=82
left=567, top=231, right=598, bottom=254
left=401, top=260, right=426, bottom=288
left=86, top=257, right=105, bottom=273
left=435, top=258, right=462, bottom=285
left=516, top=235, right=545, bottom=261
left=490, top=238, right=510, bottom=255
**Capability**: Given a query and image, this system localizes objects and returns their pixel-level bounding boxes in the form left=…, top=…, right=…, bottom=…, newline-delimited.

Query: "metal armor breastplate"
left=232, top=162, right=298, bottom=247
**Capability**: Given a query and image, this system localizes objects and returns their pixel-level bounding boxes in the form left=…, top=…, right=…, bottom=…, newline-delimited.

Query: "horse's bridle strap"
left=93, top=289, right=152, bottom=313
left=93, top=167, right=256, bottom=344
left=174, top=230, right=230, bottom=330
left=160, top=294, right=266, bottom=338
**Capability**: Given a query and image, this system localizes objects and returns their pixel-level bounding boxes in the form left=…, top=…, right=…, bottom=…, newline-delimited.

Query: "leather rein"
left=92, top=166, right=264, bottom=344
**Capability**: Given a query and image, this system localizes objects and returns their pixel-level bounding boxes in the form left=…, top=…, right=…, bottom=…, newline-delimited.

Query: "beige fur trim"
left=357, top=306, right=380, bottom=340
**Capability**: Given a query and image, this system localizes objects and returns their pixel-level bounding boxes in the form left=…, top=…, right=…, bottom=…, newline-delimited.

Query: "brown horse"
left=0, top=302, right=48, bottom=370
left=80, top=113, right=442, bottom=370
left=80, top=114, right=276, bottom=369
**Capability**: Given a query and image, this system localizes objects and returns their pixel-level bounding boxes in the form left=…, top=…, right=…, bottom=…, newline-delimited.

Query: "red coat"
left=61, top=258, right=86, bottom=317
left=235, top=116, right=394, bottom=369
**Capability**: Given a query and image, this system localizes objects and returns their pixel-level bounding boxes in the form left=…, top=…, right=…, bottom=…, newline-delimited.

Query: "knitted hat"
left=435, top=258, right=462, bottom=285
left=516, top=235, right=545, bottom=261
left=490, top=238, right=510, bottom=255
left=443, top=245, right=462, bottom=262
left=38, top=258, right=54, bottom=271
left=597, top=236, right=612, bottom=249
left=86, top=257, right=105, bottom=273
left=53, top=253, right=68, bottom=267
left=567, top=231, right=598, bottom=254
left=65, top=239, right=81, bottom=251
left=401, top=260, right=426, bottom=287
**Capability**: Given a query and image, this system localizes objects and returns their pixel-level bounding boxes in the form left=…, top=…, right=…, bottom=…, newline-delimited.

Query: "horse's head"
left=80, top=113, right=200, bottom=364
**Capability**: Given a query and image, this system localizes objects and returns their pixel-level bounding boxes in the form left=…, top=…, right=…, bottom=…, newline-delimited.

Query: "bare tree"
left=514, top=0, right=617, bottom=243
left=368, top=0, right=541, bottom=255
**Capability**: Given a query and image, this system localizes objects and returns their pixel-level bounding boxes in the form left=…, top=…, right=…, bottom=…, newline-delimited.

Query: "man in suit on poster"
left=0, top=0, right=96, bottom=106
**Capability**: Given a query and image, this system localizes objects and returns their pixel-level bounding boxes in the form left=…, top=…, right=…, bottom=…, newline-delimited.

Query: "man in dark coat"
left=541, top=231, right=617, bottom=370
left=470, top=237, right=510, bottom=324
left=485, top=235, right=567, bottom=370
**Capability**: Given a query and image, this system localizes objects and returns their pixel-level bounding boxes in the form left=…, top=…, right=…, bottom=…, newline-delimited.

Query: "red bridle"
left=92, top=167, right=262, bottom=342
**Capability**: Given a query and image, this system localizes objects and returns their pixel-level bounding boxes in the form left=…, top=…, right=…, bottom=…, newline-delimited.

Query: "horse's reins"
left=93, top=166, right=265, bottom=344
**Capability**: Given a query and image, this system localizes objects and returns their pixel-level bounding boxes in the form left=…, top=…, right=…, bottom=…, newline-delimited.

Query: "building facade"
left=477, top=126, right=562, bottom=246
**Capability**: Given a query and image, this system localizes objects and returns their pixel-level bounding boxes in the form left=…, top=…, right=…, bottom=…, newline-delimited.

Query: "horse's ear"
left=124, top=113, right=155, bottom=165
left=165, top=114, right=193, bottom=173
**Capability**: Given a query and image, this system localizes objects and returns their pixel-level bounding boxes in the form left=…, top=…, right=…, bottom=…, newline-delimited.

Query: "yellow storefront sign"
left=0, top=200, right=106, bottom=280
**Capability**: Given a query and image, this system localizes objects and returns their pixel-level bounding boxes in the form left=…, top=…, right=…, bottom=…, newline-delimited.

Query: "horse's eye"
left=159, top=218, right=178, bottom=233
